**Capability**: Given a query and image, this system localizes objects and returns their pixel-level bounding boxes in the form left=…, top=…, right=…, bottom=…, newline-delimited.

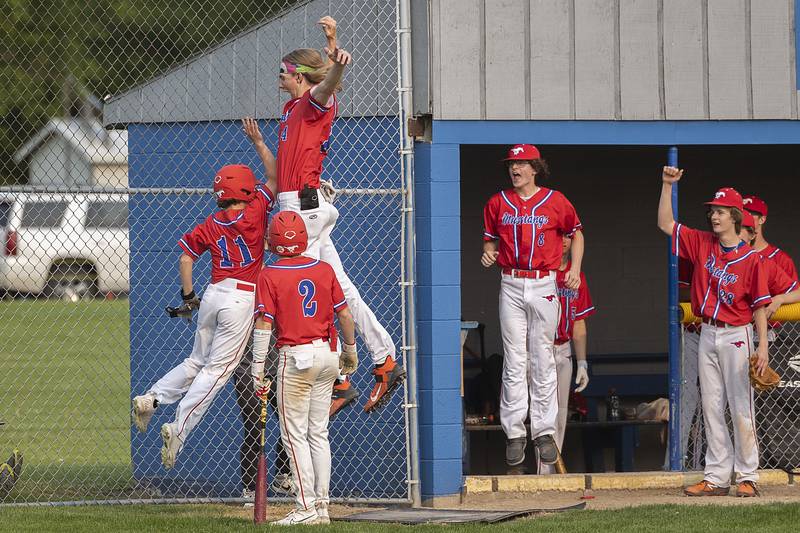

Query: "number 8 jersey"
left=178, top=185, right=274, bottom=284
left=254, top=256, right=348, bottom=349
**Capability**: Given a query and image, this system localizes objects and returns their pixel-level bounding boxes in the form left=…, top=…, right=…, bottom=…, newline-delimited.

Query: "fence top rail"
left=0, top=186, right=403, bottom=196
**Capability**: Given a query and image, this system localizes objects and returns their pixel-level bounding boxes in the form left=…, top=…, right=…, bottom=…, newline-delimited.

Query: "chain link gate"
left=680, top=306, right=800, bottom=474
left=0, top=0, right=413, bottom=505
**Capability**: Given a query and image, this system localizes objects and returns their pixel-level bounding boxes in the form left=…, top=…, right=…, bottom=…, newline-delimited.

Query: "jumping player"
left=131, top=164, right=274, bottom=469
left=539, top=235, right=595, bottom=475
left=482, top=144, right=584, bottom=470
left=252, top=211, right=357, bottom=525
left=244, top=16, right=404, bottom=415
left=657, top=167, right=771, bottom=498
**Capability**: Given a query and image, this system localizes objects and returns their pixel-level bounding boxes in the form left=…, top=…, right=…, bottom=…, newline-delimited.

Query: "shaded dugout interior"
left=459, top=144, right=800, bottom=473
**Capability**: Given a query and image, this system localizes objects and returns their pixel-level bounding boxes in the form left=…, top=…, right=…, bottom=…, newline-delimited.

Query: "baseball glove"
left=749, top=356, right=780, bottom=393
left=0, top=449, right=22, bottom=501
left=166, top=290, right=201, bottom=322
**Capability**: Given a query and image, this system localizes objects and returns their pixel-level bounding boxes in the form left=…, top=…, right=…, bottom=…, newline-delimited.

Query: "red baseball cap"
left=742, top=211, right=756, bottom=229
left=704, top=187, right=743, bottom=210
left=503, top=144, right=541, bottom=161
left=742, top=195, right=768, bottom=216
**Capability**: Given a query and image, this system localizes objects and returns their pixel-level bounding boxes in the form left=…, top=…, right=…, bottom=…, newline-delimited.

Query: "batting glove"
left=319, top=179, right=337, bottom=204
left=575, top=360, right=589, bottom=393
left=182, top=289, right=201, bottom=309
left=339, top=342, right=358, bottom=375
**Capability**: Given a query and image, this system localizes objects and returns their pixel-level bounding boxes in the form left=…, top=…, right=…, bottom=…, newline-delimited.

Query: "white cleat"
left=270, top=508, right=320, bottom=526
left=314, top=501, right=330, bottom=525
left=160, top=422, right=182, bottom=469
left=271, top=473, right=296, bottom=496
left=131, top=393, right=157, bottom=433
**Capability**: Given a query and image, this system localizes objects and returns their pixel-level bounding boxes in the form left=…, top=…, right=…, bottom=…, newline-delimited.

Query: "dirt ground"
left=223, top=484, right=800, bottom=521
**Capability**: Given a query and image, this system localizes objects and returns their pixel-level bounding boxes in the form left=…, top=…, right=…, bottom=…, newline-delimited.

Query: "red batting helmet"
left=742, top=195, right=768, bottom=216
left=503, top=144, right=541, bottom=161
left=704, top=187, right=743, bottom=211
left=269, top=211, right=308, bottom=257
left=213, top=164, right=257, bottom=203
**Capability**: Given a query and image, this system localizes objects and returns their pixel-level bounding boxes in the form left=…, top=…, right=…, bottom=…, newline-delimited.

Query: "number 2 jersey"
left=254, top=256, right=348, bottom=349
left=178, top=184, right=274, bottom=284
left=672, top=223, right=771, bottom=326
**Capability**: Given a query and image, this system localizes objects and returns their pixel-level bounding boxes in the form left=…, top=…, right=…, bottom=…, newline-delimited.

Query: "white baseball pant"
left=539, top=341, right=572, bottom=474
left=277, top=339, right=339, bottom=511
left=698, top=323, right=759, bottom=486
left=498, top=272, right=560, bottom=441
left=278, top=191, right=395, bottom=366
left=149, top=278, right=255, bottom=444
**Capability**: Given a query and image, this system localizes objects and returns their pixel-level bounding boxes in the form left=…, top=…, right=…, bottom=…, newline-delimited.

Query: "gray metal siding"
left=104, top=0, right=397, bottom=125
left=430, top=0, right=798, bottom=120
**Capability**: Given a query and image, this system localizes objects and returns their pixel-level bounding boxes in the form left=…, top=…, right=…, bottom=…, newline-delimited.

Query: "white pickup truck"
left=0, top=192, right=129, bottom=299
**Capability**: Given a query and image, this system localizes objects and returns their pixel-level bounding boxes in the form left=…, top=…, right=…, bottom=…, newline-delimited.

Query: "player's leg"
left=498, top=276, right=529, bottom=466
left=132, top=287, right=218, bottom=433
left=539, top=342, right=572, bottom=475
left=269, top=377, right=295, bottom=495
left=306, top=347, right=339, bottom=523
left=525, top=276, right=560, bottom=464
left=693, top=326, right=733, bottom=492
left=276, top=348, right=318, bottom=519
left=169, top=291, right=254, bottom=463
left=679, top=328, right=701, bottom=469
left=720, top=325, right=759, bottom=492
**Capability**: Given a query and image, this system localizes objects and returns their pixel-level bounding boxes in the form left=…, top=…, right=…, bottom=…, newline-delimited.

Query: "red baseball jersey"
left=483, top=187, right=582, bottom=271
left=760, top=244, right=798, bottom=283
left=179, top=185, right=274, bottom=284
left=555, top=265, right=595, bottom=344
left=277, top=90, right=337, bottom=192
left=762, top=257, right=798, bottom=297
left=672, top=223, right=771, bottom=326
left=254, top=256, right=348, bottom=349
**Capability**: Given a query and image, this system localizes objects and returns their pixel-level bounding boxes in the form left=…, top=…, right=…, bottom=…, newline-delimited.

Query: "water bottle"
left=606, top=388, right=620, bottom=421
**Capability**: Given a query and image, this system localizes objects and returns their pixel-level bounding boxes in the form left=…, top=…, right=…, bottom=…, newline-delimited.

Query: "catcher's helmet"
left=269, top=211, right=308, bottom=257
left=213, top=164, right=257, bottom=202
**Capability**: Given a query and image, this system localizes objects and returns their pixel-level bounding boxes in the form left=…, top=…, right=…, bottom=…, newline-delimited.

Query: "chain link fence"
left=0, top=0, right=411, bottom=505
left=681, top=317, right=800, bottom=474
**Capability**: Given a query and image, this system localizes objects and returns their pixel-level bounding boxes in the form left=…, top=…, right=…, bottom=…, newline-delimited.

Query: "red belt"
left=236, top=283, right=255, bottom=292
left=702, top=317, right=731, bottom=328
left=502, top=268, right=550, bottom=279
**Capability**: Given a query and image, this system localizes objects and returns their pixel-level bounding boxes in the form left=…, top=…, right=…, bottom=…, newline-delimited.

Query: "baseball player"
left=252, top=211, right=357, bottom=525
left=740, top=212, right=800, bottom=315
left=482, top=144, right=584, bottom=470
left=657, top=167, right=771, bottom=498
left=742, top=195, right=798, bottom=280
left=539, top=235, right=595, bottom=475
left=131, top=164, right=274, bottom=469
left=244, top=16, right=404, bottom=416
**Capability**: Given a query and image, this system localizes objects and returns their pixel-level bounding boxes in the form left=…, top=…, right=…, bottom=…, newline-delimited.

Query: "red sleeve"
left=671, top=223, right=704, bottom=262
left=749, top=258, right=772, bottom=309
left=768, top=260, right=799, bottom=296
left=678, top=258, right=693, bottom=287
left=558, top=192, right=582, bottom=236
left=255, top=271, right=276, bottom=324
left=179, top=221, right=210, bottom=260
left=331, top=268, right=348, bottom=312
left=483, top=196, right=499, bottom=241
left=573, top=272, right=595, bottom=321
left=301, top=91, right=336, bottom=123
left=252, top=184, right=275, bottom=231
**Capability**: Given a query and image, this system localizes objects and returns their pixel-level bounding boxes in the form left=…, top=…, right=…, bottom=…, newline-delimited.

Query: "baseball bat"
left=554, top=451, right=567, bottom=474
left=253, top=391, right=269, bottom=524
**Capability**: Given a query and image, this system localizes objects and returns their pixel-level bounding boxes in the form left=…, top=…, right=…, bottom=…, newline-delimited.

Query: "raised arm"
left=318, top=16, right=337, bottom=66
left=242, top=117, right=277, bottom=196
left=311, top=46, right=351, bottom=107
left=658, top=166, right=683, bottom=235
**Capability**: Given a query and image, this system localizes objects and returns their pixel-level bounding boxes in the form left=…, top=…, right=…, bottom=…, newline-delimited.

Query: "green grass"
left=0, top=299, right=131, bottom=501
left=3, top=503, right=800, bottom=532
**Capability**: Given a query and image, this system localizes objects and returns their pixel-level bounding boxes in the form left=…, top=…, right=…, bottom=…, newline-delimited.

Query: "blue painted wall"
left=129, top=117, right=408, bottom=499
left=413, top=142, right=463, bottom=500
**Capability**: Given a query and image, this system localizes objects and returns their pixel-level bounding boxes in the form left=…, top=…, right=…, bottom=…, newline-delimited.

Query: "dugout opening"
left=458, top=144, right=800, bottom=475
